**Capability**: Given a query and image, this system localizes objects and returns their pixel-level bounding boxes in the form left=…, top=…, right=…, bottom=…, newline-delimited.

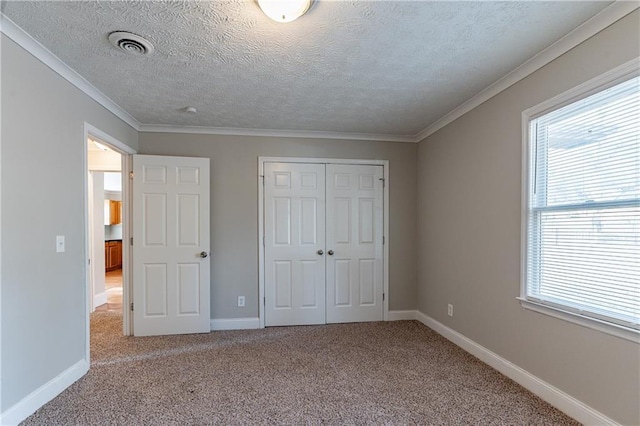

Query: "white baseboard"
left=210, top=317, right=260, bottom=331
left=93, top=292, right=107, bottom=307
left=413, top=311, right=617, bottom=426
left=0, top=359, right=89, bottom=426
left=388, top=310, right=419, bottom=321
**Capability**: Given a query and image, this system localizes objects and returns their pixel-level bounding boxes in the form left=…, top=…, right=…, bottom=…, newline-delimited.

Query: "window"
left=522, top=66, right=639, bottom=339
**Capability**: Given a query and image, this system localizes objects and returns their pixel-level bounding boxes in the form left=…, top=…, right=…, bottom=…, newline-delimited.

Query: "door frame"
left=83, top=122, right=136, bottom=362
left=257, top=156, right=390, bottom=328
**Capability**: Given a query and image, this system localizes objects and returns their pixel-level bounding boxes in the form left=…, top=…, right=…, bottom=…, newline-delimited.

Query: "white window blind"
left=526, top=75, right=640, bottom=331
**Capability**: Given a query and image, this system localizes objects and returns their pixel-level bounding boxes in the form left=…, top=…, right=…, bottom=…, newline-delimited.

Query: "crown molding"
left=3, top=2, right=637, bottom=145
left=414, top=1, right=640, bottom=143
left=1, top=12, right=414, bottom=144
left=139, top=124, right=416, bottom=143
left=0, top=13, right=141, bottom=131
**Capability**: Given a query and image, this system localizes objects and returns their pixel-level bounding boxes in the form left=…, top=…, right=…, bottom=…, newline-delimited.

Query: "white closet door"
left=264, top=163, right=326, bottom=326
left=326, top=164, right=384, bottom=323
left=132, top=155, right=210, bottom=336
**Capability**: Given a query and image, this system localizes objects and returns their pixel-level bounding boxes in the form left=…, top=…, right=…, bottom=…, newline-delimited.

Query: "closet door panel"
left=264, top=163, right=326, bottom=326
left=326, top=164, right=384, bottom=323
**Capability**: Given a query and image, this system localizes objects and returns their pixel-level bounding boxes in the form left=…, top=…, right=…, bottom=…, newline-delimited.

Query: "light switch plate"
left=56, top=235, right=65, bottom=253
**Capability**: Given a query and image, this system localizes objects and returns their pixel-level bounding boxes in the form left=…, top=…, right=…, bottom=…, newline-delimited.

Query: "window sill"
left=517, top=298, right=640, bottom=344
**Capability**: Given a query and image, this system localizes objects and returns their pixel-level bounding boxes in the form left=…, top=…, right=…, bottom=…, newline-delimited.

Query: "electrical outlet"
left=447, top=304, right=453, bottom=317
left=238, top=296, right=245, bottom=307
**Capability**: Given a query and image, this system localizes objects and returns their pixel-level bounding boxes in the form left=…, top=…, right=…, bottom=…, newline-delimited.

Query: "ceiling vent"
left=108, top=31, right=154, bottom=56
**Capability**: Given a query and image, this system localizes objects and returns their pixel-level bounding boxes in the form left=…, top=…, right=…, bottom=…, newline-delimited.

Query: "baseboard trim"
left=210, top=317, right=260, bottom=331
left=388, top=310, right=419, bottom=321
left=414, top=311, right=617, bottom=425
left=93, top=292, right=107, bottom=308
left=0, top=359, right=89, bottom=425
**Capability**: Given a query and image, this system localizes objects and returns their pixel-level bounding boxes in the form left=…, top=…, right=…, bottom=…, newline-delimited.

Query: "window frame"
left=520, top=58, right=640, bottom=343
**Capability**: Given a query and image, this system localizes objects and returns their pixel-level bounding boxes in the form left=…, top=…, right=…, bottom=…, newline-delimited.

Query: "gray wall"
left=1, top=35, right=138, bottom=411
left=416, top=11, right=640, bottom=425
left=138, top=134, right=418, bottom=319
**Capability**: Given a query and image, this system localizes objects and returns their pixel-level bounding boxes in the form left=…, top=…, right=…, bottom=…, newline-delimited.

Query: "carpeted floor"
left=22, top=312, right=578, bottom=425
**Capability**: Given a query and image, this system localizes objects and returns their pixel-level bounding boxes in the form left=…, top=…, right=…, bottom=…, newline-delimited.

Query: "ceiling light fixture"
left=257, top=0, right=313, bottom=23
left=93, top=140, right=110, bottom=151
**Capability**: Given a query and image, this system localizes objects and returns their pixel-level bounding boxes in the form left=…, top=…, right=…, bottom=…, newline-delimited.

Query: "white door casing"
left=326, top=164, right=384, bottom=323
left=264, top=163, right=326, bottom=326
left=132, top=155, right=210, bottom=336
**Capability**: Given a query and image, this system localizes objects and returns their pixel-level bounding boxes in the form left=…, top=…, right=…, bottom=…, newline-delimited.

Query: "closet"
left=263, top=162, right=384, bottom=326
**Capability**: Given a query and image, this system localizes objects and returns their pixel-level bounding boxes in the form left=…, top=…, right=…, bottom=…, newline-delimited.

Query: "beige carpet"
left=22, top=312, right=578, bottom=425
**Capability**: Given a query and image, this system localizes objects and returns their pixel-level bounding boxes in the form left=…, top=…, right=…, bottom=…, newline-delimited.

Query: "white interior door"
left=326, top=164, right=384, bottom=323
left=132, top=155, right=210, bottom=336
left=264, top=162, right=326, bottom=326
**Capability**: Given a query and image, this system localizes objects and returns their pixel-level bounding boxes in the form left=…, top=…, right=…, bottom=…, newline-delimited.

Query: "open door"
left=132, top=155, right=210, bottom=336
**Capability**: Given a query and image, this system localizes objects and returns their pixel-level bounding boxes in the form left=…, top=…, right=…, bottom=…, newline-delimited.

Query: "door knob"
left=317, top=250, right=324, bottom=255
left=200, top=251, right=208, bottom=258
left=328, top=250, right=334, bottom=256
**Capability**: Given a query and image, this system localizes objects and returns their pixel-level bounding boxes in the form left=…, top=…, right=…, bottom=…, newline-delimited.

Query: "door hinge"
left=88, top=258, right=91, bottom=265
left=263, top=297, right=266, bottom=306
left=379, top=177, right=385, bottom=187
left=130, top=237, right=133, bottom=246
left=129, top=171, right=134, bottom=179
left=263, top=236, right=265, bottom=247
left=383, top=236, right=385, bottom=245
left=130, top=302, right=134, bottom=311
left=383, top=293, right=385, bottom=301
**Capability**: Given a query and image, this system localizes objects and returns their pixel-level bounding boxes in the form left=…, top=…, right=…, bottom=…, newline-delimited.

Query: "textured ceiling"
left=2, top=1, right=612, bottom=137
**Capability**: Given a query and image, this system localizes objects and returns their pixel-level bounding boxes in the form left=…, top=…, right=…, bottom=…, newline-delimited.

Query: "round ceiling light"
left=108, top=31, right=154, bottom=56
left=257, top=0, right=313, bottom=23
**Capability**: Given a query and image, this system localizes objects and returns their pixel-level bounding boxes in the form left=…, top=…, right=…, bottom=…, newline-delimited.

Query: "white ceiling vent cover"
left=108, top=31, right=154, bottom=56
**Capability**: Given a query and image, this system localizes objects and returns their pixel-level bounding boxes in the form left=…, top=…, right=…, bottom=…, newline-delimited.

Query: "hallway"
left=95, top=269, right=122, bottom=312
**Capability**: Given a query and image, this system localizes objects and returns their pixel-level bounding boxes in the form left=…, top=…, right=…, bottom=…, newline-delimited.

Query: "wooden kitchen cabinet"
left=105, top=240, right=122, bottom=271
left=104, top=200, right=122, bottom=225
left=108, top=200, right=122, bottom=225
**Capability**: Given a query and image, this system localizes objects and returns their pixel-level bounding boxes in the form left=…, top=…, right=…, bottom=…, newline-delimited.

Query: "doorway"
left=92, top=172, right=124, bottom=313
left=84, top=123, right=136, bottom=346
left=258, top=157, right=390, bottom=328
left=87, top=141, right=123, bottom=316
